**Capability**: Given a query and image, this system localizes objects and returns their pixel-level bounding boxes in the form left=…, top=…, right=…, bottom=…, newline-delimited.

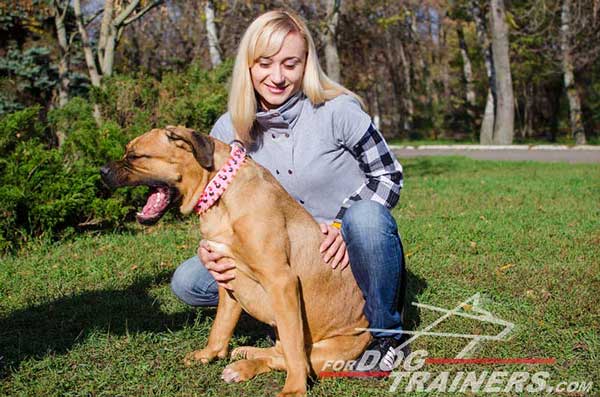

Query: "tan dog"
left=101, top=126, right=370, bottom=396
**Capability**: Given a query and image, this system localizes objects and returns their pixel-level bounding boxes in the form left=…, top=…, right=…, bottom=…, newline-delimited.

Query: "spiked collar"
left=195, top=143, right=246, bottom=214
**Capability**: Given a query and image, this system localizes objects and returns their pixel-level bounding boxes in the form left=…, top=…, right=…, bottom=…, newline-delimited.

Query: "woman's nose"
left=271, top=65, right=284, bottom=84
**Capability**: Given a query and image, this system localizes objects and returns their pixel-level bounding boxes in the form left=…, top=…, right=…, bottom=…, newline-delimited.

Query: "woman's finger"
left=338, top=247, right=350, bottom=270
left=320, top=224, right=340, bottom=253
left=211, top=270, right=235, bottom=283
left=320, top=232, right=336, bottom=253
left=329, top=239, right=346, bottom=269
left=319, top=223, right=328, bottom=234
left=206, top=260, right=236, bottom=273
left=323, top=234, right=344, bottom=263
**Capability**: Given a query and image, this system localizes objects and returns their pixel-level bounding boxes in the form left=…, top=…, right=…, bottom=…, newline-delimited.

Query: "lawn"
left=1, top=156, right=598, bottom=396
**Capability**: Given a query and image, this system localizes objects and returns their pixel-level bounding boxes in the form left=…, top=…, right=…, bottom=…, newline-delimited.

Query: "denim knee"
left=171, top=255, right=219, bottom=307
left=341, top=200, right=398, bottom=239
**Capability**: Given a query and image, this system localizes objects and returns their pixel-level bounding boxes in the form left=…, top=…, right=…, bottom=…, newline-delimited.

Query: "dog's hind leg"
left=221, top=334, right=371, bottom=387
left=184, top=287, right=242, bottom=366
left=306, top=333, right=372, bottom=377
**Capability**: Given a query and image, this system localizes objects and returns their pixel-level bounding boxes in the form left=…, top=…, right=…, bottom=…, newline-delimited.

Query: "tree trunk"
left=489, top=0, right=514, bottom=144
left=323, top=0, right=341, bottom=82
left=101, top=25, right=119, bottom=77
left=457, top=24, right=476, bottom=114
left=205, top=0, right=222, bottom=68
left=73, top=0, right=103, bottom=125
left=98, top=0, right=114, bottom=73
left=560, top=0, right=587, bottom=144
left=471, top=0, right=495, bottom=144
left=398, top=39, right=413, bottom=132
left=74, top=0, right=102, bottom=88
left=52, top=1, right=71, bottom=147
left=53, top=4, right=70, bottom=108
left=439, top=19, right=450, bottom=101
left=480, top=90, right=495, bottom=144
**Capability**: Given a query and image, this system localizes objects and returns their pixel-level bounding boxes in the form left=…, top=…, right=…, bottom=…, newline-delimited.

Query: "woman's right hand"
left=198, top=240, right=236, bottom=291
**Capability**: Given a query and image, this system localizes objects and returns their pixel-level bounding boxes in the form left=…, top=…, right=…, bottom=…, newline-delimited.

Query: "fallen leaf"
left=497, top=263, right=515, bottom=273
left=573, top=342, right=589, bottom=352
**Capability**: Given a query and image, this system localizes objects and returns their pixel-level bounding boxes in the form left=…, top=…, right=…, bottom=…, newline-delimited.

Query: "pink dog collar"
left=195, top=144, right=246, bottom=214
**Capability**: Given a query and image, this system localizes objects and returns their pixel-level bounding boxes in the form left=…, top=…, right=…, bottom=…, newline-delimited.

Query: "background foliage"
left=0, top=0, right=598, bottom=250
left=0, top=62, right=230, bottom=252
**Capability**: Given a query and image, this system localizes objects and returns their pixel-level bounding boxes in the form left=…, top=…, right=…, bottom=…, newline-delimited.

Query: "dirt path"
left=391, top=145, right=600, bottom=164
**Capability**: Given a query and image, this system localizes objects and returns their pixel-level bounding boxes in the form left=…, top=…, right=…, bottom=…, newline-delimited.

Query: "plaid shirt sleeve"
left=333, top=124, right=403, bottom=224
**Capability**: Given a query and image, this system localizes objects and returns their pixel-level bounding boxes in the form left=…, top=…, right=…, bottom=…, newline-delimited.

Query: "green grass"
left=1, top=156, right=599, bottom=396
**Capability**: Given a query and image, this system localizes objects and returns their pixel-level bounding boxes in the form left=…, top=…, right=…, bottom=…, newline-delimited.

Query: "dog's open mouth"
left=136, top=185, right=178, bottom=225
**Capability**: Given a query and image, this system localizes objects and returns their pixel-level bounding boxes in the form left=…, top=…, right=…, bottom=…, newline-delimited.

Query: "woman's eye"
left=284, top=62, right=298, bottom=69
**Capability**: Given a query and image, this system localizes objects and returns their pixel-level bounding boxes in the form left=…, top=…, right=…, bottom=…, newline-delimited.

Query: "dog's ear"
left=165, top=125, right=214, bottom=170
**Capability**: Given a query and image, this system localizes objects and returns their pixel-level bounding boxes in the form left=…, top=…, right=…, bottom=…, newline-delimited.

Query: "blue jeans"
left=171, top=200, right=405, bottom=339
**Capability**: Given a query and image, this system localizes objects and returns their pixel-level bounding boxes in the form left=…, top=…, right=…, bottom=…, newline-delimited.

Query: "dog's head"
left=100, top=125, right=215, bottom=225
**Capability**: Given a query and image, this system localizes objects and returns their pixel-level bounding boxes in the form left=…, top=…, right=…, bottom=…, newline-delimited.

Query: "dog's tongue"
left=138, top=186, right=170, bottom=218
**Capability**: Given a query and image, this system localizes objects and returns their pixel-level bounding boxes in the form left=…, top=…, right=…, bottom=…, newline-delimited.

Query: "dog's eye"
left=127, top=154, right=147, bottom=160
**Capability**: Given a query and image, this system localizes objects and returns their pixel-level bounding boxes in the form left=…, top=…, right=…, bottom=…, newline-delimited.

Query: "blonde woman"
left=171, top=9, right=406, bottom=372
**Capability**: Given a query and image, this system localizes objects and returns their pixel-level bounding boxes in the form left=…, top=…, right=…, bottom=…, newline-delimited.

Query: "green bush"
left=0, top=105, right=45, bottom=156
left=157, top=60, right=231, bottom=132
left=95, top=60, right=231, bottom=136
left=0, top=61, right=230, bottom=252
left=93, top=73, right=159, bottom=136
left=0, top=101, right=147, bottom=252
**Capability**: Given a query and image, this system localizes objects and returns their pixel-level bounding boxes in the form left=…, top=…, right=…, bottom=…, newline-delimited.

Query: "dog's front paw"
left=221, top=366, right=242, bottom=383
left=183, top=347, right=227, bottom=366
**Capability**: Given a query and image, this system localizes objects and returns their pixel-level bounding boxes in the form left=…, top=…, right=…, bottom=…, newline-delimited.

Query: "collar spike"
left=195, top=144, right=246, bottom=214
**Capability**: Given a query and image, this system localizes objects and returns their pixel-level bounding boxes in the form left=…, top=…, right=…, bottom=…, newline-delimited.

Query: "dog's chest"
left=198, top=208, right=233, bottom=238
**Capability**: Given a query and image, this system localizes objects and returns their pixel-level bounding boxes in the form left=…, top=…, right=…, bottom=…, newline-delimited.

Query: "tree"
left=51, top=0, right=70, bottom=108
left=71, top=0, right=162, bottom=123
left=205, top=0, right=223, bottom=68
left=73, top=0, right=163, bottom=89
left=560, top=0, right=586, bottom=144
left=489, top=0, right=514, bottom=144
left=456, top=22, right=476, bottom=120
left=322, top=0, right=341, bottom=82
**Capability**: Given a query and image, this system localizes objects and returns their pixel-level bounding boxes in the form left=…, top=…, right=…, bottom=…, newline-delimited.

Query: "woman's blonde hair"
left=228, top=9, right=364, bottom=142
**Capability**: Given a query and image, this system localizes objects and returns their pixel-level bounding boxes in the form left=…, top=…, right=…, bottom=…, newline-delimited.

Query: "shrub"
left=0, top=105, right=45, bottom=156
left=95, top=60, right=231, bottom=137
left=157, top=60, right=231, bottom=133
left=0, top=102, right=147, bottom=252
left=0, top=61, right=230, bottom=252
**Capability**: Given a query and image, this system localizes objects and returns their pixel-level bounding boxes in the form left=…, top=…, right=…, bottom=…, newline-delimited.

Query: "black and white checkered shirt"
left=334, top=124, right=404, bottom=223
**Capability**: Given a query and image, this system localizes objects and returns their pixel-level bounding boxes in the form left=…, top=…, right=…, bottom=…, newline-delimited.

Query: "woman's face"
left=250, top=32, right=306, bottom=110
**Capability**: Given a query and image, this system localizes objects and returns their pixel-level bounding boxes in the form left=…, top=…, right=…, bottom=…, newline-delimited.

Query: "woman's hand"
left=198, top=240, right=236, bottom=291
left=319, top=223, right=350, bottom=270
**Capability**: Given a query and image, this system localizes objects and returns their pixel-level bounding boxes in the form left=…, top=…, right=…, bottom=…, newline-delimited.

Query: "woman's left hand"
left=319, top=223, right=350, bottom=270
